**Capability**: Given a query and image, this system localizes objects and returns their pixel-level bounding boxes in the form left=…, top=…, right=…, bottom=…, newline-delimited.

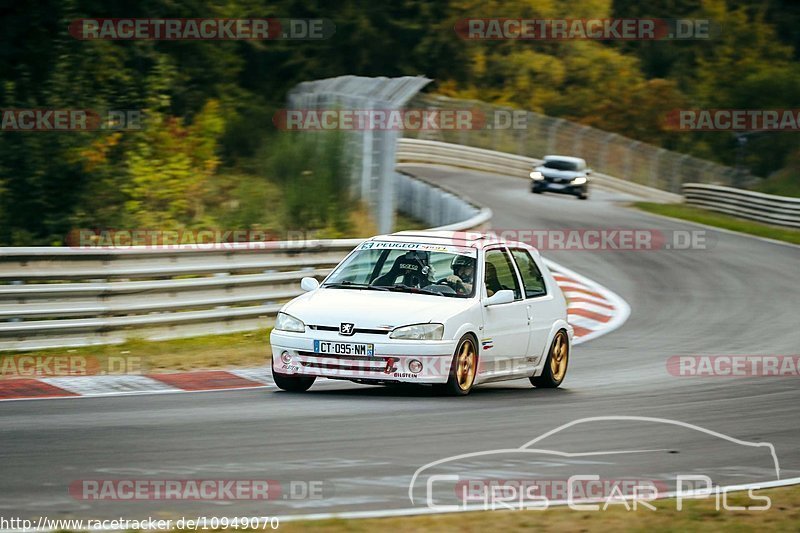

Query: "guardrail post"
left=517, top=113, right=529, bottom=155
left=651, top=148, right=666, bottom=189
left=547, top=118, right=564, bottom=154
left=360, top=99, right=374, bottom=202
left=573, top=125, right=589, bottom=156
left=625, top=140, right=640, bottom=181
left=673, top=154, right=690, bottom=193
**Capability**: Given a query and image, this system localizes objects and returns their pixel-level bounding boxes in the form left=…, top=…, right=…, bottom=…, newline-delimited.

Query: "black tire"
left=530, top=330, right=569, bottom=388
left=579, top=192, right=588, bottom=200
left=435, top=335, right=479, bottom=396
left=532, top=188, right=542, bottom=194
left=271, top=360, right=315, bottom=392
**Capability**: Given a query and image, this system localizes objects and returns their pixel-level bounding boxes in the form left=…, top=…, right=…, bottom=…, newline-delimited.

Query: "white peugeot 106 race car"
left=270, top=231, right=573, bottom=395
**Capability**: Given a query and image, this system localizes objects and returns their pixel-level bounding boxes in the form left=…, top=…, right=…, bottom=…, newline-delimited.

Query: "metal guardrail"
left=396, top=170, right=491, bottom=230
left=0, top=173, right=490, bottom=351
left=683, top=183, right=800, bottom=229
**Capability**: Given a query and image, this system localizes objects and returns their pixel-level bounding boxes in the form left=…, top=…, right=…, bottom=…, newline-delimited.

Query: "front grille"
left=298, top=351, right=382, bottom=361
left=308, top=325, right=390, bottom=335
left=301, top=361, right=386, bottom=372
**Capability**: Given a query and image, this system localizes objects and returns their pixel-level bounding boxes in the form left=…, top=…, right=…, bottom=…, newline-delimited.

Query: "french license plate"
left=313, top=340, right=374, bottom=356
left=548, top=183, right=566, bottom=190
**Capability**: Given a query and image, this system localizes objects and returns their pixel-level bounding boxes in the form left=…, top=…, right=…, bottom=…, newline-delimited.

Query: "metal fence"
left=405, top=94, right=754, bottom=193
left=683, top=183, right=800, bottom=228
left=288, top=76, right=431, bottom=234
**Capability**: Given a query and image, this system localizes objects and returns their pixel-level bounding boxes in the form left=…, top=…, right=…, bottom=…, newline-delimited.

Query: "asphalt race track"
left=2, top=165, right=798, bottom=520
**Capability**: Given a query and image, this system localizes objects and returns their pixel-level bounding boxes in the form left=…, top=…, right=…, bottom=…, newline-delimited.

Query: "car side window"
left=484, top=249, right=522, bottom=300
left=510, top=249, right=547, bottom=298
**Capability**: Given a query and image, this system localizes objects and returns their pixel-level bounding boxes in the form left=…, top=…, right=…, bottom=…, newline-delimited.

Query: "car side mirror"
left=301, top=277, right=320, bottom=292
left=484, top=289, right=514, bottom=306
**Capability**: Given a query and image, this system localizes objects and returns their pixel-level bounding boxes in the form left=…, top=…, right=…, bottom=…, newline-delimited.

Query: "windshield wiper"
left=322, top=282, right=390, bottom=291
left=386, top=284, right=446, bottom=297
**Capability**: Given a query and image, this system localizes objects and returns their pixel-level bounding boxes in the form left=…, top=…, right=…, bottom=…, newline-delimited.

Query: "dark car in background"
left=530, top=155, right=590, bottom=200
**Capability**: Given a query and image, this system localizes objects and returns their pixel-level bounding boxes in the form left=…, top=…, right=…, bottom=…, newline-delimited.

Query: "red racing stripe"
left=568, top=308, right=612, bottom=323
left=0, top=379, right=78, bottom=400
left=560, top=286, right=604, bottom=299
left=553, top=275, right=578, bottom=284
left=570, top=324, right=592, bottom=338
left=566, top=296, right=615, bottom=310
left=149, top=371, right=265, bottom=391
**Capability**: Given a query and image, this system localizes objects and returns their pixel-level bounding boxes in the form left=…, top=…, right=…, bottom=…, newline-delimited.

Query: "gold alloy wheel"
left=549, top=331, right=569, bottom=382
left=455, top=338, right=477, bottom=390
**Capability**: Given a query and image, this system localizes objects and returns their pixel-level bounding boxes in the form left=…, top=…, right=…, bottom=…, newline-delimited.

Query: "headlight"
left=390, top=323, right=444, bottom=340
left=529, top=171, right=544, bottom=181
left=571, top=176, right=587, bottom=185
left=275, top=312, right=305, bottom=333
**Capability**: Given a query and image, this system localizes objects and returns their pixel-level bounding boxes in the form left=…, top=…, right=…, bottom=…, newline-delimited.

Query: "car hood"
left=282, top=288, right=475, bottom=329
left=535, top=166, right=586, bottom=180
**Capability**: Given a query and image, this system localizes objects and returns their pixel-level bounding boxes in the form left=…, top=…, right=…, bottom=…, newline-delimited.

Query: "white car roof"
left=543, top=155, right=587, bottom=166
left=368, top=231, right=540, bottom=255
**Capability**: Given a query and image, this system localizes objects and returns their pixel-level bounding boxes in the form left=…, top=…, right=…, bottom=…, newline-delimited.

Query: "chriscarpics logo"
left=409, top=416, right=780, bottom=512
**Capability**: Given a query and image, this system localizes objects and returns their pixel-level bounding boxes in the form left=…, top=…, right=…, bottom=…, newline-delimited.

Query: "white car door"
left=509, top=247, right=554, bottom=367
left=479, top=247, right=531, bottom=378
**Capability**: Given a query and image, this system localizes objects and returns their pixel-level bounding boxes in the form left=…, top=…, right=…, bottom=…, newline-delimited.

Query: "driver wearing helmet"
left=443, top=255, right=475, bottom=295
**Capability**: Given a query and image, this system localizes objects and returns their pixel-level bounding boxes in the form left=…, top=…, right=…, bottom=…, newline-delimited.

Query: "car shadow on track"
left=271, top=381, right=575, bottom=400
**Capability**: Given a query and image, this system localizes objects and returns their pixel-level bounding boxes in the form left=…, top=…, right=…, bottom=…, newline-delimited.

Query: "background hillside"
left=1, top=0, right=798, bottom=244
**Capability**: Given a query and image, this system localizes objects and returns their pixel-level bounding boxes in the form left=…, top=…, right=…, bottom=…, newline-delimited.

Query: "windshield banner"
left=359, top=241, right=478, bottom=257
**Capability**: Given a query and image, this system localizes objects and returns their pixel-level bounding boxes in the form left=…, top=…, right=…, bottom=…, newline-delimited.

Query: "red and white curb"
left=544, top=258, right=630, bottom=346
left=0, top=260, right=629, bottom=401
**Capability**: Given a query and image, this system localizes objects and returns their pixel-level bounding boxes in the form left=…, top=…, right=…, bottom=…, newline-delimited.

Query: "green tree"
left=122, top=99, right=225, bottom=229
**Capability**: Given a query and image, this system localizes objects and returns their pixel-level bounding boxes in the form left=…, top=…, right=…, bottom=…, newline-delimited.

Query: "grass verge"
left=0, top=330, right=272, bottom=376
left=633, top=202, right=800, bottom=245
left=277, top=484, right=799, bottom=532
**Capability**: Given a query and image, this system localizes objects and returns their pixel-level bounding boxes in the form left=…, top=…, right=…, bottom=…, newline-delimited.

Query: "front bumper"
left=532, top=180, right=586, bottom=195
left=270, top=330, right=457, bottom=384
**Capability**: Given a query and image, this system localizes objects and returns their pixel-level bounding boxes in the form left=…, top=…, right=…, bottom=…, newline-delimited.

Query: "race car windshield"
left=544, top=160, right=579, bottom=171
left=323, top=247, right=477, bottom=298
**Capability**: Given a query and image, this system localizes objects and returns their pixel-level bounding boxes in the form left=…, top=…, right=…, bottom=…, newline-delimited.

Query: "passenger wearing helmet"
left=442, top=255, right=475, bottom=295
